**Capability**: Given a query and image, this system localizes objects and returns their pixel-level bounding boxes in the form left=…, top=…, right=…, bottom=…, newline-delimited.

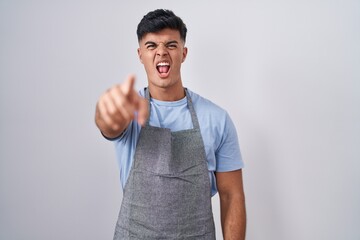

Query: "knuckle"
left=107, top=107, right=117, bottom=115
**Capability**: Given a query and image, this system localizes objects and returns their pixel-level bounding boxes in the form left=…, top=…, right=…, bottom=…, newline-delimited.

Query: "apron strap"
left=184, top=88, right=200, bottom=130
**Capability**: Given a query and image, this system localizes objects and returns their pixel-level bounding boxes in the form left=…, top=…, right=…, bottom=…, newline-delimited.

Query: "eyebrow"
left=144, top=40, right=179, bottom=45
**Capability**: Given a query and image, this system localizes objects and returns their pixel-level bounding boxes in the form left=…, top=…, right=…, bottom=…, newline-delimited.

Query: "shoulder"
left=187, top=89, right=228, bottom=118
left=187, top=89, right=236, bottom=143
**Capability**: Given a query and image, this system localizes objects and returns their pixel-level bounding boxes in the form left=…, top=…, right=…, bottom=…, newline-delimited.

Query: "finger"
left=109, top=86, right=135, bottom=121
left=97, top=97, right=120, bottom=131
left=121, top=74, right=136, bottom=96
left=103, top=92, right=119, bottom=116
left=101, top=91, right=130, bottom=127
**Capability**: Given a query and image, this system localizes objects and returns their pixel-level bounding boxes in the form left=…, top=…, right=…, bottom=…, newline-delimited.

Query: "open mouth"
left=156, top=62, right=170, bottom=75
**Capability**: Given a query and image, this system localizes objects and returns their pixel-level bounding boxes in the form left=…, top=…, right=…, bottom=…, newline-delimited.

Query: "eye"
left=146, top=44, right=156, bottom=50
left=167, top=44, right=177, bottom=49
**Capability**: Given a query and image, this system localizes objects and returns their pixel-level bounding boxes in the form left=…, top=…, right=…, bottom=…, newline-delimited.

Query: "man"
left=95, top=9, right=246, bottom=239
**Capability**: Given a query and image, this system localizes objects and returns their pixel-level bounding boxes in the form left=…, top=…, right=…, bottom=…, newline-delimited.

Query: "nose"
left=156, top=43, right=168, bottom=56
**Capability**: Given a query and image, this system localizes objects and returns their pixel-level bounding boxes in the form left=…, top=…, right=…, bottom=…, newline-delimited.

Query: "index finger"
left=122, top=74, right=136, bottom=96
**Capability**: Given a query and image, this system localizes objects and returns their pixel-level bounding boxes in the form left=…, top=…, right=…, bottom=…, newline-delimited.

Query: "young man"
left=95, top=9, right=246, bottom=240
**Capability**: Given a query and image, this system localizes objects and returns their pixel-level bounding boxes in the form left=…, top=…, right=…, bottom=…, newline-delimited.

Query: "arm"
left=216, top=169, right=246, bottom=240
left=95, top=75, right=148, bottom=138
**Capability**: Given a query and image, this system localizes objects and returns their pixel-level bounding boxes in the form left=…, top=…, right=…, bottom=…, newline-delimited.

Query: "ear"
left=181, top=47, right=188, bottom=63
left=137, top=48, right=143, bottom=64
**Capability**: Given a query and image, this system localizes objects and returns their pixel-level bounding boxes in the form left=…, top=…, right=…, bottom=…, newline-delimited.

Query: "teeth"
left=157, top=62, right=170, bottom=66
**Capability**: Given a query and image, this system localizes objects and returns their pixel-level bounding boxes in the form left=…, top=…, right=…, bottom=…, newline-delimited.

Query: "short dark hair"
left=136, top=9, right=187, bottom=43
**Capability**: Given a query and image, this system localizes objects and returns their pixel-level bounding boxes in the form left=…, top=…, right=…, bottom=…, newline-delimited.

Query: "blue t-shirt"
left=110, top=88, right=244, bottom=196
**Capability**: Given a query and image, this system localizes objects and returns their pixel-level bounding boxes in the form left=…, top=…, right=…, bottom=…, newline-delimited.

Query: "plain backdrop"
left=1, top=0, right=359, bottom=239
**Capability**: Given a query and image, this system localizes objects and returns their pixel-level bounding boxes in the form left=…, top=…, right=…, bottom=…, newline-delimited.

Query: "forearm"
left=220, top=193, right=246, bottom=240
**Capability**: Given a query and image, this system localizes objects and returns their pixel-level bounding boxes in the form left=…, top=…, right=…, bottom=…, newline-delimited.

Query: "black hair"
left=136, top=9, right=187, bottom=42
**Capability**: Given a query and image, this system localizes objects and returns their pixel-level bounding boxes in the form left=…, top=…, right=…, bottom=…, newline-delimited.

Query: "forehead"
left=139, top=28, right=182, bottom=44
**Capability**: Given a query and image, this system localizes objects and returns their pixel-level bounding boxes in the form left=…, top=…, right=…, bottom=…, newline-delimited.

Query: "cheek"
left=175, top=55, right=185, bottom=66
left=140, top=51, right=153, bottom=63
left=144, top=64, right=153, bottom=72
left=141, top=56, right=153, bottom=67
left=143, top=61, right=156, bottom=74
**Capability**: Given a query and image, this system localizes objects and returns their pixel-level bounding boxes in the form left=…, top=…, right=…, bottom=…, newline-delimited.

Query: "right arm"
left=95, top=75, right=148, bottom=139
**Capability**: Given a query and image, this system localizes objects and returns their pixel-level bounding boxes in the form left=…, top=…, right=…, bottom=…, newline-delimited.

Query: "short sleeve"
left=215, top=113, right=244, bottom=172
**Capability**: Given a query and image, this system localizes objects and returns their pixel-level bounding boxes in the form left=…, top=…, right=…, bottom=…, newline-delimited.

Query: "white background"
left=1, top=0, right=359, bottom=239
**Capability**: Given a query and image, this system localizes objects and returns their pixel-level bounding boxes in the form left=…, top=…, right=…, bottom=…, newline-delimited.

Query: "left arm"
left=216, top=169, right=246, bottom=240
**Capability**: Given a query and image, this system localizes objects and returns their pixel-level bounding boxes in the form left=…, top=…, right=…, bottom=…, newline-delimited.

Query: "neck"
left=148, top=83, right=185, bottom=101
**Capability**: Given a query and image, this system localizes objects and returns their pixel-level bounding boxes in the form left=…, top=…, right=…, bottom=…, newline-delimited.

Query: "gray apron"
left=114, top=88, right=216, bottom=239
